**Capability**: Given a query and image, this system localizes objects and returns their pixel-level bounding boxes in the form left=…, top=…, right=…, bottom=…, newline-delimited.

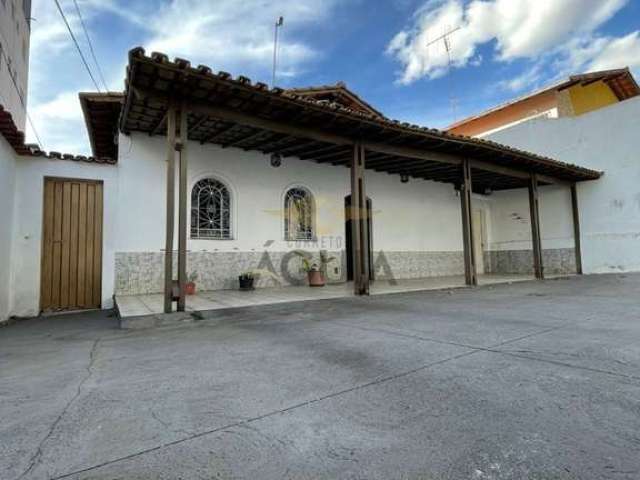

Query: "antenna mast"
left=425, top=25, right=461, bottom=122
left=272, top=16, right=284, bottom=88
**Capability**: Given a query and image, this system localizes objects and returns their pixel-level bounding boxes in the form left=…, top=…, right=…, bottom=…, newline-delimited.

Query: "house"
left=447, top=69, right=640, bottom=137
left=1, top=46, right=605, bottom=322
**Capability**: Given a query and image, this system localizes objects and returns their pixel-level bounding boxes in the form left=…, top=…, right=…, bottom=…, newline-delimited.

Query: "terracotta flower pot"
left=307, top=270, right=325, bottom=287
left=185, top=282, right=196, bottom=295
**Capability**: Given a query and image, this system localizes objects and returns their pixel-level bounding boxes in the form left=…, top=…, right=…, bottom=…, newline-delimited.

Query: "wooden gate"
left=40, top=178, right=103, bottom=312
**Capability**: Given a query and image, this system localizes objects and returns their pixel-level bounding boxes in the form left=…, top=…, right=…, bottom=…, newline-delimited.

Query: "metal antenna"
left=272, top=16, right=284, bottom=88
left=425, top=25, right=461, bottom=122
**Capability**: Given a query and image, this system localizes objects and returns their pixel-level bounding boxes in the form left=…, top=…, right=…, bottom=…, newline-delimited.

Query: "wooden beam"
left=570, top=183, right=583, bottom=274
left=222, top=129, right=264, bottom=149
left=200, top=123, right=236, bottom=144
left=177, top=105, right=189, bottom=312
left=350, top=142, right=369, bottom=295
left=528, top=173, right=544, bottom=279
left=164, top=104, right=177, bottom=313
left=139, top=99, right=572, bottom=185
left=150, top=111, right=168, bottom=136
left=460, top=159, right=477, bottom=286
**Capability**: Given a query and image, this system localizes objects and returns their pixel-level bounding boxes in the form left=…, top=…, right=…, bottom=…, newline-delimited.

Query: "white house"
left=0, top=47, right=607, bottom=323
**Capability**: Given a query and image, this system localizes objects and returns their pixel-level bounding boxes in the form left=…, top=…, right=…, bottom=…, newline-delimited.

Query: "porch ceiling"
left=119, top=47, right=602, bottom=193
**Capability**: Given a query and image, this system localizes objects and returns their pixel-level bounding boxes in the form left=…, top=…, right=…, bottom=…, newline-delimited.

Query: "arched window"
left=284, top=187, right=315, bottom=240
left=191, top=178, right=232, bottom=239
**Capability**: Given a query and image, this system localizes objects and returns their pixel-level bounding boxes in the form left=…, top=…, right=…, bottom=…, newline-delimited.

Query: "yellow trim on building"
left=568, top=81, right=619, bottom=116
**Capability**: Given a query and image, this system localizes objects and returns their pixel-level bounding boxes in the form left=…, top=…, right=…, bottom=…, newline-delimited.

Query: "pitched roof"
left=0, top=103, right=116, bottom=164
left=448, top=68, right=640, bottom=131
left=79, top=92, right=123, bottom=160
left=286, top=82, right=385, bottom=118
left=115, top=47, right=600, bottom=192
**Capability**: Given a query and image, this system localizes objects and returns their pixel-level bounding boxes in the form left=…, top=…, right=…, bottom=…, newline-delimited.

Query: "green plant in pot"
left=293, top=250, right=336, bottom=287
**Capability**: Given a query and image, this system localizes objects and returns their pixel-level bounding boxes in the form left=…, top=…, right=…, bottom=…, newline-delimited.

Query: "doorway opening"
left=345, top=194, right=374, bottom=282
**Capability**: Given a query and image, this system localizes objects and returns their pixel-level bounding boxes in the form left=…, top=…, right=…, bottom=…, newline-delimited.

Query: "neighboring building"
left=0, top=0, right=31, bottom=130
left=0, top=48, right=607, bottom=322
left=447, top=69, right=640, bottom=137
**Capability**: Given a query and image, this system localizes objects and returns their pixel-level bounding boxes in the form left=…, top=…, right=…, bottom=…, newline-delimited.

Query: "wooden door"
left=472, top=209, right=485, bottom=275
left=40, top=178, right=103, bottom=312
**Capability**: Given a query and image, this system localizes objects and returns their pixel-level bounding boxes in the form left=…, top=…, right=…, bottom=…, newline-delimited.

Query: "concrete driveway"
left=2, top=274, right=640, bottom=479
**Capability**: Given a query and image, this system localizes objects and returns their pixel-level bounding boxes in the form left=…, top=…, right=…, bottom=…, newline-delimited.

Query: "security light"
left=400, top=174, right=409, bottom=183
left=270, top=153, right=282, bottom=167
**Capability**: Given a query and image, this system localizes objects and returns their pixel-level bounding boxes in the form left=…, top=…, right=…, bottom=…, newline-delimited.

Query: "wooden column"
left=177, top=105, right=189, bottom=311
left=570, top=183, right=583, bottom=275
left=350, top=142, right=369, bottom=295
left=528, top=173, right=544, bottom=279
left=460, top=159, right=477, bottom=286
left=164, top=104, right=177, bottom=313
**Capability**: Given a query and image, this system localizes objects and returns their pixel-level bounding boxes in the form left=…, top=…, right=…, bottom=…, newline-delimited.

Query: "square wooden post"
left=460, top=159, right=477, bottom=286
left=570, top=183, right=583, bottom=275
left=164, top=104, right=177, bottom=313
left=528, top=173, right=544, bottom=279
left=350, top=142, right=369, bottom=295
left=177, top=105, right=189, bottom=311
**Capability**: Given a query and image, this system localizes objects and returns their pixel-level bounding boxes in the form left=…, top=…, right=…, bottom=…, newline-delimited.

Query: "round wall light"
left=270, top=153, right=282, bottom=168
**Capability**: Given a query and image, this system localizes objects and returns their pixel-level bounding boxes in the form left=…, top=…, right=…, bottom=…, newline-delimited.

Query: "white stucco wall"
left=0, top=135, right=16, bottom=321
left=117, top=132, right=466, bottom=255
left=10, top=157, right=118, bottom=317
left=487, top=96, right=640, bottom=273
left=488, top=185, right=574, bottom=252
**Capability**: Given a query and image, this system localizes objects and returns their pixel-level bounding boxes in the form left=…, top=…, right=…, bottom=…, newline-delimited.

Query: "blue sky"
left=26, top=0, right=640, bottom=155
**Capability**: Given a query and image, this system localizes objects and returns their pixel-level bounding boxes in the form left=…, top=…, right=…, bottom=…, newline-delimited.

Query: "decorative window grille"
left=191, top=178, right=231, bottom=239
left=284, top=187, right=314, bottom=240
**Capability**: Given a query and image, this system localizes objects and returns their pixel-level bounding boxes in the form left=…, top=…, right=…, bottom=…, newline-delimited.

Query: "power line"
left=0, top=47, right=44, bottom=148
left=53, top=0, right=101, bottom=92
left=72, top=0, right=109, bottom=91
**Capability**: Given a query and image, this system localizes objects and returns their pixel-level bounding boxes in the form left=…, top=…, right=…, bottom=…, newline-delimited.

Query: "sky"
left=25, top=0, right=640, bottom=155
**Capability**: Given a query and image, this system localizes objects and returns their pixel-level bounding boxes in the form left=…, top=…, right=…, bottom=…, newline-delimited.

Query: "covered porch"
left=115, top=273, right=576, bottom=322
left=116, top=47, right=600, bottom=318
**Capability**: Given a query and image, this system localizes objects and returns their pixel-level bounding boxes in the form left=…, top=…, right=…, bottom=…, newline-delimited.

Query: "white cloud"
left=387, top=0, right=629, bottom=85
left=26, top=0, right=343, bottom=153
left=27, top=91, right=89, bottom=153
left=143, top=0, right=339, bottom=80
left=587, top=31, right=640, bottom=73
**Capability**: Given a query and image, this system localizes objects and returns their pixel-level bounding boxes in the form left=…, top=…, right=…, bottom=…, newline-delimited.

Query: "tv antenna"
left=272, top=16, right=284, bottom=88
left=425, top=25, right=461, bottom=122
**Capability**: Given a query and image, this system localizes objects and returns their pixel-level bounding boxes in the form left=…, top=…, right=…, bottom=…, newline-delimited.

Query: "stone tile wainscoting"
left=374, top=251, right=465, bottom=280
left=484, top=248, right=577, bottom=275
left=115, top=251, right=346, bottom=296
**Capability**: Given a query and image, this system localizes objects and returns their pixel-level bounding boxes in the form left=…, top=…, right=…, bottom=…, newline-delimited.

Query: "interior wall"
left=11, top=157, right=119, bottom=317
left=487, top=96, right=640, bottom=273
left=0, top=136, right=16, bottom=321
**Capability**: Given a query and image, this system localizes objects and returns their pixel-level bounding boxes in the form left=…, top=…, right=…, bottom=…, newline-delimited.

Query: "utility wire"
left=72, top=0, right=108, bottom=91
left=53, top=0, right=101, bottom=92
left=0, top=47, right=44, bottom=148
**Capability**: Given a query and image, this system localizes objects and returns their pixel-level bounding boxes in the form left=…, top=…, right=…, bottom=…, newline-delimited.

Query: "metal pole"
left=272, top=16, right=283, bottom=88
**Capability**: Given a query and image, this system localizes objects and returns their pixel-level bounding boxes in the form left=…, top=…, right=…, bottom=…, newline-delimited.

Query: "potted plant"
left=238, top=271, right=255, bottom=291
left=293, top=250, right=336, bottom=287
left=185, top=271, right=198, bottom=295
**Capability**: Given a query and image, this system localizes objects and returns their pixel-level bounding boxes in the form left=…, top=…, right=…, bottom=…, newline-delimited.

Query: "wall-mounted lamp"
left=400, top=174, right=409, bottom=183
left=270, top=152, right=282, bottom=167
left=484, top=187, right=493, bottom=196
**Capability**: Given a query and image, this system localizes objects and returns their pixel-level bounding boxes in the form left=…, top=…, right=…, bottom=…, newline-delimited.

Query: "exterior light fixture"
left=400, top=174, right=409, bottom=183
left=484, top=187, right=493, bottom=196
left=270, top=152, right=282, bottom=167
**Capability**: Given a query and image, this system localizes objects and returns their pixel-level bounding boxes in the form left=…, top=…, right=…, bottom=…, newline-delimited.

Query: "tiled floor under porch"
left=115, top=274, right=571, bottom=319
